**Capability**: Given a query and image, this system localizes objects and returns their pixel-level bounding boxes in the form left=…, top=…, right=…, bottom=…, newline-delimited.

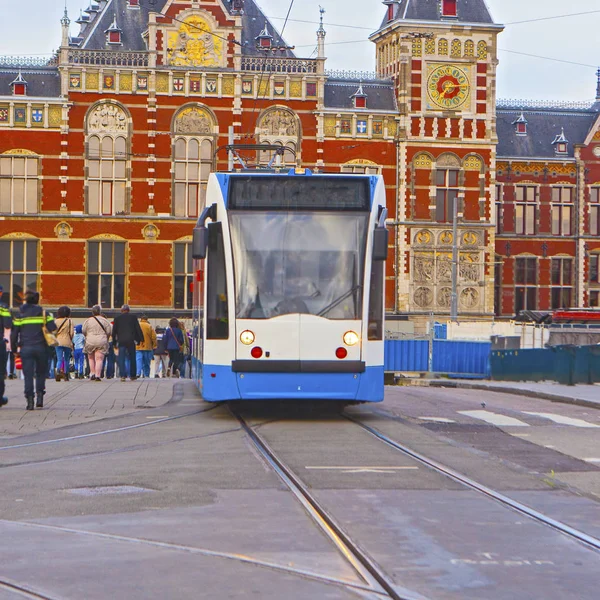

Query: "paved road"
left=1, top=380, right=599, bottom=599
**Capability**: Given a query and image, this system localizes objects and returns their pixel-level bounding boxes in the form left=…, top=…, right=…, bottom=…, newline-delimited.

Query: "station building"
left=0, top=0, right=598, bottom=320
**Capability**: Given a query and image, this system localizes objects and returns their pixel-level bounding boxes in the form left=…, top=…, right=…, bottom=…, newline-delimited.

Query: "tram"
left=190, top=163, right=388, bottom=402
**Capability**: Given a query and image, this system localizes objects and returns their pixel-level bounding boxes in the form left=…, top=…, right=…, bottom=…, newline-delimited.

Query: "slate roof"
left=378, top=0, right=495, bottom=30
left=0, top=68, right=62, bottom=98
left=496, top=108, right=599, bottom=159
left=75, top=0, right=296, bottom=58
left=324, top=79, right=397, bottom=111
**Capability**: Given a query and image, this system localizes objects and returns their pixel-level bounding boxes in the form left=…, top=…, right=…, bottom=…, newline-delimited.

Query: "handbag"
left=42, top=309, right=59, bottom=347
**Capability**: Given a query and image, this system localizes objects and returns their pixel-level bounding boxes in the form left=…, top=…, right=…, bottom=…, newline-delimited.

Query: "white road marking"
left=583, top=458, right=600, bottom=463
left=523, top=412, right=600, bottom=428
left=512, top=433, right=531, bottom=437
left=305, top=466, right=418, bottom=474
left=418, top=417, right=456, bottom=423
left=458, top=410, right=529, bottom=427
left=145, top=416, right=169, bottom=419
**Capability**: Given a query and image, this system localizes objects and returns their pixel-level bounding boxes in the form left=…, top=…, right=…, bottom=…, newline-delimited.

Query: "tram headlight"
left=240, top=330, right=255, bottom=345
left=343, top=331, right=360, bottom=346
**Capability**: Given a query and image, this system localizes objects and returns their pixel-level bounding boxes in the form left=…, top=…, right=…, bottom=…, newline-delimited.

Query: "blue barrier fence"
left=384, top=339, right=491, bottom=377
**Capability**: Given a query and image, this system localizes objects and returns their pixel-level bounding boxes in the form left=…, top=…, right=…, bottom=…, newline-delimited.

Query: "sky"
left=0, top=0, right=598, bottom=102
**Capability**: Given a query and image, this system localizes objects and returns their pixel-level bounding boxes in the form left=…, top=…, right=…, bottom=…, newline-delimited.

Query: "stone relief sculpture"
left=175, top=108, right=213, bottom=135
left=167, top=15, right=224, bottom=67
left=459, top=255, right=479, bottom=282
left=460, top=287, right=479, bottom=308
left=414, top=255, right=434, bottom=282
left=437, top=256, right=452, bottom=282
left=260, top=110, right=298, bottom=137
left=88, top=103, right=128, bottom=133
left=414, top=287, right=433, bottom=308
left=437, top=287, right=452, bottom=308
left=414, top=229, right=432, bottom=245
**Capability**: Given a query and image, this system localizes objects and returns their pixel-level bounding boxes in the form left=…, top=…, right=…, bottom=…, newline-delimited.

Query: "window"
left=87, top=241, right=126, bottom=309
left=515, top=185, right=536, bottom=235
left=341, top=161, right=381, bottom=175
left=0, top=154, right=39, bottom=214
left=174, top=242, right=194, bottom=310
left=494, top=257, right=502, bottom=316
left=590, top=254, right=599, bottom=284
left=435, top=169, right=459, bottom=223
left=87, top=135, right=128, bottom=215
left=551, top=186, right=573, bottom=236
left=173, top=137, right=212, bottom=218
left=515, top=257, right=537, bottom=313
left=206, top=223, right=228, bottom=339
left=551, top=257, right=573, bottom=309
left=442, top=0, right=457, bottom=17
left=495, top=184, right=503, bottom=233
left=590, top=187, right=600, bottom=236
left=591, top=291, right=599, bottom=307
left=0, top=239, right=39, bottom=307
left=516, top=122, right=527, bottom=135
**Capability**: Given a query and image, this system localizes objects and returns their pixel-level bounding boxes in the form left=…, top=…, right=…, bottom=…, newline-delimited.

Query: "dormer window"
left=512, top=112, right=528, bottom=136
left=442, top=0, right=458, bottom=17
left=127, top=0, right=140, bottom=8
left=351, top=84, right=368, bottom=109
left=10, top=72, right=28, bottom=96
left=383, top=1, right=396, bottom=22
left=256, top=22, right=273, bottom=50
left=552, top=128, right=569, bottom=155
left=105, top=14, right=123, bottom=46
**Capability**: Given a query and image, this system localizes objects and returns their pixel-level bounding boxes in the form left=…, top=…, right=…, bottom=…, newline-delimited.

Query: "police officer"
left=0, top=284, right=11, bottom=407
left=11, top=290, right=56, bottom=410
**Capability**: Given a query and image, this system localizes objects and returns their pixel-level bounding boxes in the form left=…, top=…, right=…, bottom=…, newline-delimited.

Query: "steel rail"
left=230, top=407, right=426, bottom=600
left=346, top=415, right=600, bottom=553
left=0, top=578, right=57, bottom=600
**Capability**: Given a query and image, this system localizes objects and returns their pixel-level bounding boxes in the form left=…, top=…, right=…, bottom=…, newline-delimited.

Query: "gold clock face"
left=427, top=64, right=471, bottom=110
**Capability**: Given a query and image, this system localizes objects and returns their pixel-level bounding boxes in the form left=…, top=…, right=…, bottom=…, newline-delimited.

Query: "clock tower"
left=371, top=0, right=503, bottom=321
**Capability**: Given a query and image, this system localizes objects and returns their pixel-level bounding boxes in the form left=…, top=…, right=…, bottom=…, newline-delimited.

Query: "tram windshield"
left=229, top=212, right=369, bottom=319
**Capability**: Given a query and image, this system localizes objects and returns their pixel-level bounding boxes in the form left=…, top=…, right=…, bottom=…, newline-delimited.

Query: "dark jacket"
left=154, top=332, right=168, bottom=356
left=0, top=302, right=12, bottom=333
left=11, top=303, right=56, bottom=349
left=164, top=327, right=184, bottom=351
left=112, top=312, right=144, bottom=346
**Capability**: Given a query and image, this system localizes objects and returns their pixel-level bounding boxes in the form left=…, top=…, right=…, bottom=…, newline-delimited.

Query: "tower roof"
left=377, top=0, right=495, bottom=30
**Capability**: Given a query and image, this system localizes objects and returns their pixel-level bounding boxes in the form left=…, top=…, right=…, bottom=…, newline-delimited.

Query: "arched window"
left=341, top=159, right=381, bottom=175
left=172, top=105, right=216, bottom=218
left=257, top=108, right=299, bottom=167
left=86, top=102, right=130, bottom=215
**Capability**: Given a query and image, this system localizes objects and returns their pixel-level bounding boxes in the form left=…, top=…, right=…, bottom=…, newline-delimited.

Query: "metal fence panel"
left=432, top=340, right=491, bottom=377
left=384, top=340, right=429, bottom=372
left=491, top=349, right=554, bottom=382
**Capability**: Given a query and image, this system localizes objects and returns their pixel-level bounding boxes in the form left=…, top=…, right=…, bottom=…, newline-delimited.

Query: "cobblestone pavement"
left=0, top=378, right=177, bottom=438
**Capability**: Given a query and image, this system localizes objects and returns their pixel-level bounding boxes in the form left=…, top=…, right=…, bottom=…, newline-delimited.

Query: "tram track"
left=0, top=578, right=57, bottom=600
left=345, top=413, right=600, bottom=553
left=230, top=405, right=425, bottom=600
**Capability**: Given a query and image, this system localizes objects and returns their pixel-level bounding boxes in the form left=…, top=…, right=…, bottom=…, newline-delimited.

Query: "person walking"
left=153, top=327, right=168, bottom=378
left=178, top=321, right=191, bottom=378
left=11, top=291, right=56, bottom=410
left=136, top=315, right=157, bottom=378
left=73, top=324, right=85, bottom=379
left=112, top=305, right=143, bottom=381
left=0, top=284, right=12, bottom=407
left=164, top=318, right=184, bottom=377
left=54, top=306, right=74, bottom=381
left=82, top=305, right=112, bottom=382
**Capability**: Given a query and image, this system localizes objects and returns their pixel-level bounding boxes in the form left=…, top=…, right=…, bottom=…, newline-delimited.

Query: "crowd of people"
left=0, top=286, right=193, bottom=410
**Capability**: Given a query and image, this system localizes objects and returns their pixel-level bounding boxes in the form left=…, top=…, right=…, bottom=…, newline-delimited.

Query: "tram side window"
left=368, top=261, right=384, bottom=340
left=206, top=222, right=229, bottom=340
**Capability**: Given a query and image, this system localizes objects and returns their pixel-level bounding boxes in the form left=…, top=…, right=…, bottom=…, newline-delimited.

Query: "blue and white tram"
left=191, top=168, right=388, bottom=402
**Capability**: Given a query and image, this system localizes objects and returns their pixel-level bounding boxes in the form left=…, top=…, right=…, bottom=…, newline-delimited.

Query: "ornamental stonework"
left=167, top=15, right=224, bottom=68
left=461, top=231, right=479, bottom=246
left=175, top=107, right=213, bottom=135
left=460, top=287, right=479, bottom=309
left=142, top=223, right=159, bottom=241
left=414, top=255, right=434, bottom=282
left=414, top=287, right=433, bottom=308
left=54, top=222, right=72, bottom=240
left=414, top=229, right=432, bottom=245
left=414, top=154, right=433, bottom=169
left=222, top=77, right=235, bottom=95
left=259, top=110, right=298, bottom=137
left=88, top=103, right=128, bottom=133
left=438, top=287, right=452, bottom=308
left=464, top=156, right=483, bottom=171
left=48, top=106, right=62, bottom=127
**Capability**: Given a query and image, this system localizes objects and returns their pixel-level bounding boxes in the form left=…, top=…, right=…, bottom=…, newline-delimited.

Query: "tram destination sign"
left=228, top=176, right=371, bottom=211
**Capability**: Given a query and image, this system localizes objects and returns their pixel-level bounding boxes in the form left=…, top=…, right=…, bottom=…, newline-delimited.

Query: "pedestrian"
left=11, top=290, right=56, bottom=410
left=164, top=318, right=184, bottom=377
left=136, top=315, right=157, bottom=378
left=112, top=304, right=144, bottom=381
left=154, top=327, right=168, bottom=377
left=73, top=324, right=85, bottom=379
left=54, top=306, right=74, bottom=381
left=178, top=321, right=191, bottom=378
left=0, top=284, right=12, bottom=407
left=82, top=305, right=112, bottom=382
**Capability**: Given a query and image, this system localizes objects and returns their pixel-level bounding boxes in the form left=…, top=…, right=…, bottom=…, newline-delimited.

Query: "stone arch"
left=256, top=106, right=301, bottom=165
left=413, top=152, right=434, bottom=169
left=462, top=153, right=484, bottom=172
left=88, top=234, right=127, bottom=241
left=172, top=103, right=218, bottom=136
left=85, top=99, right=132, bottom=135
left=436, top=153, right=461, bottom=168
